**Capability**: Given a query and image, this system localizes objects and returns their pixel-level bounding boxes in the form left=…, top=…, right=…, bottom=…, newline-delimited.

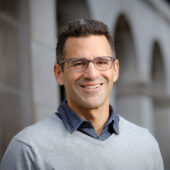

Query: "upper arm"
left=1, top=138, right=37, bottom=170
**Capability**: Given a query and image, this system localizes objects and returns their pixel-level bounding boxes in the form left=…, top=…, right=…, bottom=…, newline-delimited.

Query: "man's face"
left=55, top=35, right=119, bottom=110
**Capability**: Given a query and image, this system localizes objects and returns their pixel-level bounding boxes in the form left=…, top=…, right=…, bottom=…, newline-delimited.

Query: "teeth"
left=83, top=84, right=101, bottom=89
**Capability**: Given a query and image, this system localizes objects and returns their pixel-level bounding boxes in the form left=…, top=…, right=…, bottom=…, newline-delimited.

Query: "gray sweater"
left=1, top=113, right=164, bottom=170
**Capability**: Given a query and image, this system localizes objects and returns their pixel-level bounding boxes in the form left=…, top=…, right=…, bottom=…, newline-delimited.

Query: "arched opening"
left=114, top=14, right=143, bottom=126
left=151, top=42, right=166, bottom=93
left=151, top=42, right=169, bottom=169
left=114, top=15, right=138, bottom=84
left=56, top=0, right=91, bottom=102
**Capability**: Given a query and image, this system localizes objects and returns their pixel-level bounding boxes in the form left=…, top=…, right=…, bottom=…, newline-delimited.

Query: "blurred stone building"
left=0, top=0, right=170, bottom=169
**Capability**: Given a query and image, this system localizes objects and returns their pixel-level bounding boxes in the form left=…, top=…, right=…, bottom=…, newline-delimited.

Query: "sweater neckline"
left=52, top=113, right=121, bottom=145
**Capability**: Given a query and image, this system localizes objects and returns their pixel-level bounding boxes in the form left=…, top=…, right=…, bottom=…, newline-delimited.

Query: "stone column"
left=154, top=97, right=170, bottom=170
left=29, top=0, right=59, bottom=121
left=116, top=84, right=155, bottom=134
left=0, top=0, right=33, bottom=158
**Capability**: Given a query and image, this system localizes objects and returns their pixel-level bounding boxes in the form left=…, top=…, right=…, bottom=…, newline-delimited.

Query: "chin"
left=80, top=99, right=106, bottom=109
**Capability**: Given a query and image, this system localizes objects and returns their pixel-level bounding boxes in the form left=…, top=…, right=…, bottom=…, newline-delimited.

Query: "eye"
left=96, top=59, right=109, bottom=65
left=71, top=60, right=86, bottom=67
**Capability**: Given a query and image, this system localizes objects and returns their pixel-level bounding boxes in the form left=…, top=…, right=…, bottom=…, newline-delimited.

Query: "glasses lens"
left=70, top=58, right=87, bottom=71
left=95, top=57, right=112, bottom=70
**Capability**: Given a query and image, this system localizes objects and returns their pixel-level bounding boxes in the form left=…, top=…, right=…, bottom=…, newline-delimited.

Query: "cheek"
left=109, top=69, right=116, bottom=82
left=102, top=70, right=114, bottom=82
left=66, top=72, right=82, bottom=82
left=63, top=73, right=80, bottom=90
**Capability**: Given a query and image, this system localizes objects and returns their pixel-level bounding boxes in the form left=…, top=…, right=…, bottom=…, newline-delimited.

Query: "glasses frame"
left=59, top=56, right=115, bottom=72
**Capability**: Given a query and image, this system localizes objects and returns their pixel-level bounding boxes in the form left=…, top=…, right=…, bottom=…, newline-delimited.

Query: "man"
left=1, top=19, right=164, bottom=170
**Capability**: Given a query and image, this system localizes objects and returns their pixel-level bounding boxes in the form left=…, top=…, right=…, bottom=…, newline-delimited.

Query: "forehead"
left=64, top=35, right=113, bottom=58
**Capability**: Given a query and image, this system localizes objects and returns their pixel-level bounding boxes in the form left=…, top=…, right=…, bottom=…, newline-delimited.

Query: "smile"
left=81, top=83, right=103, bottom=89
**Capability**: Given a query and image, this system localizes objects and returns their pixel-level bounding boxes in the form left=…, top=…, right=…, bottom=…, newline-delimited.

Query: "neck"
left=68, top=100, right=110, bottom=136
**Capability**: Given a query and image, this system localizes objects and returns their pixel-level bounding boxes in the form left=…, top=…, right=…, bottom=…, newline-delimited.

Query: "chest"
left=35, top=133, right=154, bottom=170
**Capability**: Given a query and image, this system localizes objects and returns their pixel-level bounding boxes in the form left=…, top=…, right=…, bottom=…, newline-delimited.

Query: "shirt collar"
left=57, top=100, right=119, bottom=134
left=57, top=100, right=84, bottom=133
left=107, top=106, right=119, bottom=134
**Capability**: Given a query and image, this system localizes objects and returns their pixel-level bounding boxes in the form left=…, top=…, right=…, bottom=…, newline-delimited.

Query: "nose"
left=83, top=62, right=100, bottom=80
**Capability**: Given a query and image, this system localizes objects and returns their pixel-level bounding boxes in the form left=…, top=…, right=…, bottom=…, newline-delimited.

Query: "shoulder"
left=116, top=116, right=164, bottom=169
left=119, top=115, right=151, bottom=136
left=13, top=113, right=66, bottom=146
left=118, top=115, right=159, bottom=147
left=1, top=114, right=67, bottom=169
left=118, top=115, right=163, bottom=156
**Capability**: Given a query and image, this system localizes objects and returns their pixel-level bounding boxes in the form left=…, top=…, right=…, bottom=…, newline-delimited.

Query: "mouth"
left=80, top=83, right=103, bottom=89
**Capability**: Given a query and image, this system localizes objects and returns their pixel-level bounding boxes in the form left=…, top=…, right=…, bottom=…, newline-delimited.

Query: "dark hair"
left=56, top=19, right=115, bottom=65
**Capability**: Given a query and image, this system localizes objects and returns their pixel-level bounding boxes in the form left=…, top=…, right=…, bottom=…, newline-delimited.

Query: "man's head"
left=54, top=19, right=119, bottom=112
left=56, top=19, right=115, bottom=70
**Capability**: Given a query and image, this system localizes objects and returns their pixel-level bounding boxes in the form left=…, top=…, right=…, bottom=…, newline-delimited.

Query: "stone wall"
left=0, top=0, right=170, bottom=169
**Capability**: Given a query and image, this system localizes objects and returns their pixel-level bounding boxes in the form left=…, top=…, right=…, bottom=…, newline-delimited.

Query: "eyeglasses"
left=59, top=56, right=115, bottom=72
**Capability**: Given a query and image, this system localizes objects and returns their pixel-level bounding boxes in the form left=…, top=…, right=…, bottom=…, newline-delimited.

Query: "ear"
left=54, top=63, right=64, bottom=86
left=113, top=59, right=119, bottom=82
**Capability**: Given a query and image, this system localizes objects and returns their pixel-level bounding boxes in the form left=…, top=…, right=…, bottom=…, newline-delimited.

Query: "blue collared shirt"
left=56, top=100, right=119, bottom=141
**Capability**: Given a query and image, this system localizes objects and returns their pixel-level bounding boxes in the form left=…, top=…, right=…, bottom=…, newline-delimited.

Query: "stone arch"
left=114, top=14, right=138, bottom=85
left=56, top=0, right=91, bottom=101
left=151, top=41, right=170, bottom=169
left=113, top=14, right=146, bottom=126
left=150, top=41, right=166, bottom=94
